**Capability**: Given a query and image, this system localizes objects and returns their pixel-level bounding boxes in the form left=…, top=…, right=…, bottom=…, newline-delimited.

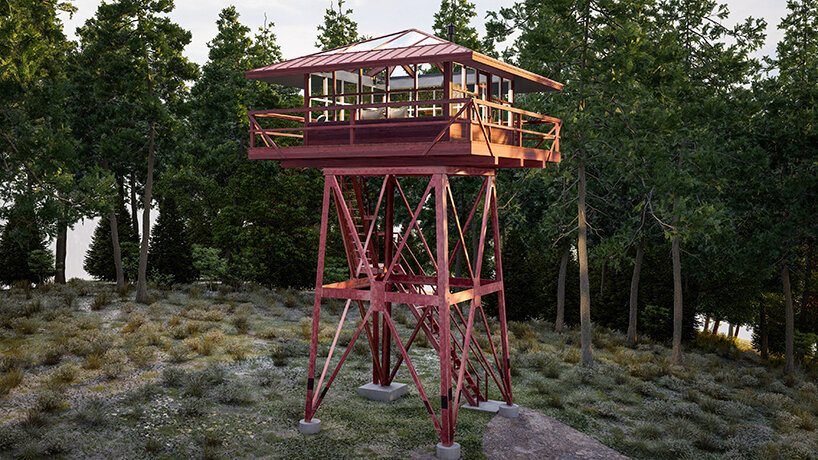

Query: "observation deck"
left=246, top=29, right=562, bottom=169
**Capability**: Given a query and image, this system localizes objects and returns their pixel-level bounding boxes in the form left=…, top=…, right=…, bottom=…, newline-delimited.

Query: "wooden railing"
left=247, top=97, right=560, bottom=154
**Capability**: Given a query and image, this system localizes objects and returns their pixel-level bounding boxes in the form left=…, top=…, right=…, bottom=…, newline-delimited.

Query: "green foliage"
left=84, top=197, right=138, bottom=281
left=148, top=196, right=196, bottom=283
left=432, top=0, right=483, bottom=52
left=192, top=245, right=226, bottom=288
left=315, top=0, right=361, bottom=51
left=0, top=197, right=53, bottom=286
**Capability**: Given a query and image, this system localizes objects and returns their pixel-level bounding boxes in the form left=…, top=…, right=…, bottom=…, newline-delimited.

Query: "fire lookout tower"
left=246, top=29, right=562, bottom=459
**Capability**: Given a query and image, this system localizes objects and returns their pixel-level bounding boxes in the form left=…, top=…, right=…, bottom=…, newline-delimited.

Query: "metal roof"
left=245, top=29, right=562, bottom=93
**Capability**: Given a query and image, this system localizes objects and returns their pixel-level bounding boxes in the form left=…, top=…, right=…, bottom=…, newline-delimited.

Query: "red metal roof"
left=245, top=29, right=562, bottom=93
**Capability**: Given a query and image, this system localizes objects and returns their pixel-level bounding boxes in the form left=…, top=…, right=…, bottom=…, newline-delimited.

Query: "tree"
left=84, top=195, right=138, bottom=282
left=159, top=7, right=323, bottom=288
left=315, top=0, right=361, bottom=51
left=0, top=196, right=52, bottom=286
left=1, top=0, right=112, bottom=285
left=75, top=0, right=198, bottom=303
left=432, top=0, right=483, bottom=52
left=148, top=196, right=195, bottom=284
left=760, top=0, right=818, bottom=373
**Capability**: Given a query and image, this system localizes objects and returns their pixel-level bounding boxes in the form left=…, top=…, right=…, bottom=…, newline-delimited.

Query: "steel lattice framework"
left=245, top=29, right=562, bottom=454
left=305, top=169, right=512, bottom=446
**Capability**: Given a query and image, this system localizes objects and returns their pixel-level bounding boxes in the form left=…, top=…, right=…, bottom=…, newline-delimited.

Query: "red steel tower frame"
left=245, top=29, right=562, bottom=455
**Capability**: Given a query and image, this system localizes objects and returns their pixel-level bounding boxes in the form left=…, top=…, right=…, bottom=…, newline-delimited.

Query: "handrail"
left=248, top=96, right=561, bottom=154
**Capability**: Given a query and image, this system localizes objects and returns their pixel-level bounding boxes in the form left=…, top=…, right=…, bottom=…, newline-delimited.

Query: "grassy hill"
left=1, top=281, right=816, bottom=459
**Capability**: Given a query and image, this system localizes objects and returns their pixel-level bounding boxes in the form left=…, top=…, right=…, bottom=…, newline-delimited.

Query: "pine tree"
left=148, top=197, right=195, bottom=284
left=315, top=0, right=361, bottom=51
left=84, top=195, right=138, bottom=281
left=0, top=196, right=52, bottom=286
left=432, top=0, right=483, bottom=52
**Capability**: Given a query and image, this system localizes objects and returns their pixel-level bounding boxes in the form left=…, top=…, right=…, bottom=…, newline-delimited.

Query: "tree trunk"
left=55, top=219, right=67, bottom=284
left=600, top=260, right=606, bottom=296
left=578, top=161, right=593, bottom=365
left=109, top=210, right=125, bottom=293
left=135, top=122, right=156, bottom=303
left=556, top=246, right=569, bottom=332
left=759, top=301, right=768, bottom=359
left=130, top=172, right=139, bottom=240
left=782, top=265, right=795, bottom=374
left=626, top=237, right=644, bottom=348
left=727, top=323, right=734, bottom=338
left=734, top=325, right=740, bottom=338
left=703, top=315, right=710, bottom=333
left=670, top=212, right=683, bottom=366
left=712, top=317, right=720, bottom=335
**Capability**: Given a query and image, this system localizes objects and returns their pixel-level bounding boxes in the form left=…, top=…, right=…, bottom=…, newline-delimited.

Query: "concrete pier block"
left=498, top=403, right=519, bottom=418
left=461, top=400, right=500, bottom=413
left=298, top=418, right=321, bottom=434
left=357, top=382, right=408, bottom=402
left=435, top=442, right=461, bottom=460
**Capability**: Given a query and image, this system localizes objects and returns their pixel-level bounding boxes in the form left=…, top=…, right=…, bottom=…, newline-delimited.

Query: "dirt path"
left=483, top=407, right=629, bottom=460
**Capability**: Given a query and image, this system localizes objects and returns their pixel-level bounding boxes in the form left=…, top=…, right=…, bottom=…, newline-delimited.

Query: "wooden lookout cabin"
left=245, top=29, right=563, bottom=459
left=246, top=29, right=561, bottom=169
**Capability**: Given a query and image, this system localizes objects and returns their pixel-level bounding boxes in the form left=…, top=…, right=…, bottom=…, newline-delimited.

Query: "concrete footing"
left=498, top=403, right=519, bottom=418
left=435, top=442, right=461, bottom=460
left=461, top=400, right=500, bottom=413
left=357, top=382, right=408, bottom=402
left=298, top=418, right=321, bottom=434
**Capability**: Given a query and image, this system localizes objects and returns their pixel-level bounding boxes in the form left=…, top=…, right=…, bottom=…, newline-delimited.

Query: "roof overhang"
left=245, top=30, right=562, bottom=93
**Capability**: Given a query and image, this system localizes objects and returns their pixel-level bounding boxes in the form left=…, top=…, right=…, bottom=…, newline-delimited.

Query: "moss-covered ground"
left=0, top=280, right=816, bottom=459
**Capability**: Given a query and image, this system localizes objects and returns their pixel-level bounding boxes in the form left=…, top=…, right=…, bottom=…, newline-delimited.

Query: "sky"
left=52, top=0, right=790, bottom=302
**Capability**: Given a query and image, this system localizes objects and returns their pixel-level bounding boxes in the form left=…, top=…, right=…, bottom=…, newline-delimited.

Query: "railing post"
left=443, top=62, right=452, bottom=118
left=304, top=74, right=311, bottom=145
left=516, top=113, right=522, bottom=147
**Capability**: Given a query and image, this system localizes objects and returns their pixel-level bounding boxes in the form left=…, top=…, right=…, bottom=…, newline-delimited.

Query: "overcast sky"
left=59, top=0, right=790, bottom=66
left=52, top=0, right=790, bottom=283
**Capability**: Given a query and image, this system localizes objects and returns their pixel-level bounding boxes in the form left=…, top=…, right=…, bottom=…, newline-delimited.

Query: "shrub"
left=74, top=398, right=109, bottom=427
left=123, top=311, right=148, bottom=333
left=298, top=317, right=312, bottom=340
left=179, top=397, right=207, bottom=416
left=213, top=381, right=255, bottom=405
left=83, top=353, right=104, bottom=370
left=127, top=345, right=156, bottom=368
left=544, top=392, right=564, bottom=409
left=270, top=344, right=289, bottom=366
left=101, top=349, right=127, bottom=379
left=50, top=363, right=78, bottom=385
left=167, top=344, right=190, bottom=363
left=509, top=321, right=536, bottom=341
left=34, top=389, right=65, bottom=412
left=1, top=368, right=25, bottom=395
left=284, top=290, right=299, bottom=309
left=90, top=291, right=111, bottom=311
left=585, top=400, right=620, bottom=419
left=226, top=340, right=250, bottom=361
left=258, top=327, right=279, bottom=340
left=162, top=367, right=188, bottom=388
left=628, top=361, right=664, bottom=380
left=183, top=372, right=207, bottom=397
left=256, top=367, right=278, bottom=387
left=231, top=314, right=249, bottom=334
left=562, top=347, right=581, bottom=364
left=739, top=374, right=760, bottom=388
left=195, top=329, right=226, bottom=356
left=41, top=347, right=65, bottom=366
left=12, top=317, right=40, bottom=335
left=21, top=407, right=47, bottom=430
left=123, top=383, right=162, bottom=406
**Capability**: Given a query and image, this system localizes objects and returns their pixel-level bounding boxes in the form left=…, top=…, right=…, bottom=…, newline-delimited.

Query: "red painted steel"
left=246, top=29, right=562, bottom=450
left=246, top=29, right=562, bottom=93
